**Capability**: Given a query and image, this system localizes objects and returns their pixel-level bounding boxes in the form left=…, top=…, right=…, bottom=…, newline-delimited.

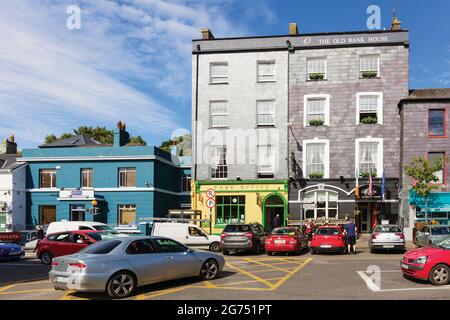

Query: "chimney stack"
left=201, top=28, right=214, bottom=40
left=1, top=134, right=17, bottom=154
left=390, top=16, right=402, bottom=30
left=113, top=121, right=130, bottom=147
left=289, top=23, right=298, bottom=35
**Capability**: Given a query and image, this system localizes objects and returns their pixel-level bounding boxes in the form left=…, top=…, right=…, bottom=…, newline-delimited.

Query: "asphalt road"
left=1, top=248, right=449, bottom=300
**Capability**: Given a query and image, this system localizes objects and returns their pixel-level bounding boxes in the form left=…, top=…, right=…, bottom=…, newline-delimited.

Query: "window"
left=303, top=140, right=329, bottom=179
left=356, top=138, right=383, bottom=177
left=210, top=62, right=228, bottom=84
left=215, top=196, right=245, bottom=225
left=188, top=227, right=207, bottom=237
left=304, top=94, right=330, bottom=126
left=80, top=240, right=121, bottom=255
left=119, top=168, right=136, bottom=187
left=153, top=238, right=187, bottom=253
left=210, top=101, right=228, bottom=128
left=118, top=204, right=136, bottom=225
left=428, top=109, right=446, bottom=136
left=256, top=100, right=275, bottom=126
left=39, top=205, right=56, bottom=225
left=211, top=146, right=227, bottom=179
left=257, top=61, right=275, bottom=82
left=54, top=233, right=70, bottom=242
left=126, top=240, right=156, bottom=254
left=307, top=57, right=327, bottom=80
left=360, top=54, right=379, bottom=77
left=302, top=191, right=338, bottom=220
left=357, top=93, right=383, bottom=124
left=182, top=175, right=191, bottom=192
left=257, top=145, right=274, bottom=178
left=81, top=168, right=93, bottom=188
left=429, top=152, right=445, bottom=184
left=40, top=169, right=56, bottom=188
left=70, top=205, right=85, bottom=221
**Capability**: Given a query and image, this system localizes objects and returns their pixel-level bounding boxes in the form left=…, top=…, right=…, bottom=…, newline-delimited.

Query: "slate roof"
left=403, top=89, right=450, bottom=101
left=39, top=135, right=106, bottom=148
left=0, top=154, right=25, bottom=171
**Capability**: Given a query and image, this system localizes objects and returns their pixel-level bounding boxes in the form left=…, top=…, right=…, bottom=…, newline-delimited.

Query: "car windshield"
left=432, top=227, right=450, bottom=235
left=435, top=236, right=450, bottom=249
left=374, top=225, right=401, bottom=233
left=93, top=225, right=115, bottom=232
left=86, top=232, right=119, bottom=241
left=79, top=240, right=121, bottom=254
left=271, top=228, right=296, bottom=236
left=223, top=225, right=251, bottom=233
left=316, top=228, right=340, bottom=235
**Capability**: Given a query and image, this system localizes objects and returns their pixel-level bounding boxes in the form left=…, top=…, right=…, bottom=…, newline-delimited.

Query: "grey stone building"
left=287, top=27, right=409, bottom=233
left=399, top=89, right=450, bottom=240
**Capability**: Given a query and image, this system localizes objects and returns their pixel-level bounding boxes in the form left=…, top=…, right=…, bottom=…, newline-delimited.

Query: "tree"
left=405, top=156, right=444, bottom=223
left=129, top=135, right=146, bottom=146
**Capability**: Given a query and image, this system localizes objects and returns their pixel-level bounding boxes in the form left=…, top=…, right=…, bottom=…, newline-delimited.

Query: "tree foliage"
left=405, top=156, right=444, bottom=199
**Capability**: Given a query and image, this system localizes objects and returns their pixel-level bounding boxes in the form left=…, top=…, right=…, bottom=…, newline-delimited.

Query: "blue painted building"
left=20, top=125, right=191, bottom=228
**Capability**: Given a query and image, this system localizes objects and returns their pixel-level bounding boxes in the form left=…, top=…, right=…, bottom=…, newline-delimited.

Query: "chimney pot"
left=390, top=16, right=401, bottom=31
left=201, top=28, right=214, bottom=40
left=289, top=23, right=298, bottom=35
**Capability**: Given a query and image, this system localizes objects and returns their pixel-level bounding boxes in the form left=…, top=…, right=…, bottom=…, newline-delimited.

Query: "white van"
left=46, top=221, right=127, bottom=237
left=151, top=223, right=221, bottom=252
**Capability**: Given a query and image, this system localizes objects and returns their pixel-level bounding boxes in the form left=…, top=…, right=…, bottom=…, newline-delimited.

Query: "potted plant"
left=360, top=116, right=378, bottom=124
left=309, top=73, right=325, bottom=80
left=308, top=119, right=324, bottom=126
left=361, top=71, right=378, bottom=78
left=308, top=172, right=324, bottom=179
left=360, top=171, right=377, bottom=178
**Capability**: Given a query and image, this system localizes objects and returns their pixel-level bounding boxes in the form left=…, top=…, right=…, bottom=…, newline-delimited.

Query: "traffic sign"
left=206, top=188, right=216, bottom=199
left=206, top=198, right=216, bottom=209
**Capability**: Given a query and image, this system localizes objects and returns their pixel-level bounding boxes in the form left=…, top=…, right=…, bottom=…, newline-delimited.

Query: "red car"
left=265, top=227, right=308, bottom=255
left=310, top=225, right=346, bottom=254
left=401, top=236, right=450, bottom=285
left=36, top=230, right=111, bottom=264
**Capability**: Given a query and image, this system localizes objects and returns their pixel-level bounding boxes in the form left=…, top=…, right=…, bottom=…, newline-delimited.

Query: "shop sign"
left=59, top=189, right=94, bottom=199
left=0, top=232, right=21, bottom=243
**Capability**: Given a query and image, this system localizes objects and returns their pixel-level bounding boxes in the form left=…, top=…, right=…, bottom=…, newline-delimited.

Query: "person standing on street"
left=33, top=225, right=44, bottom=252
left=272, top=214, right=281, bottom=230
left=344, top=217, right=357, bottom=255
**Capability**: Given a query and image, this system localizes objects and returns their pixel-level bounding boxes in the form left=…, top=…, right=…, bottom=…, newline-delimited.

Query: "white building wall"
left=0, top=165, right=27, bottom=231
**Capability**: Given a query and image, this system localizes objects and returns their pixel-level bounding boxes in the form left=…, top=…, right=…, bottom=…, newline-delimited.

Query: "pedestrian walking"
left=344, top=217, right=357, bottom=255
left=33, top=225, right=44, bottom=252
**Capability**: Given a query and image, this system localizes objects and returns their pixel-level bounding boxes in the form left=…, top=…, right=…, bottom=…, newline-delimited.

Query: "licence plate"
left=274, top=240, right=285, bottom=244
left=401, top=263, right=409, bottom=270
left=55, top=277, right=69, bottom=283
left=229, top=236, right=245, bottom=241
left=320, top=244, right=332, bottom=248
left=383, top=245, right=394, bottom=248
left=9, top=252, right=20, bottom=256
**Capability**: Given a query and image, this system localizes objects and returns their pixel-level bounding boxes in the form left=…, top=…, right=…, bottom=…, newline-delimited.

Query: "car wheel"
left=200, top=259, right=219, bottom=280
left=40, top=251, right=53, bottom=265
left=429, top=264, right=450, bottom=286
left=222, top=249, right=229, bottom=255
left=209, top=242, right=221, bottom=252
left=107, top=272, right=136, bottom=299
left=266, top=251, right=272, bottom=256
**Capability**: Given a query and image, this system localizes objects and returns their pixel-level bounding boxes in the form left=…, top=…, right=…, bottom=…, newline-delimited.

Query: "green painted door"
left=0, top=212, right=6, bottom=232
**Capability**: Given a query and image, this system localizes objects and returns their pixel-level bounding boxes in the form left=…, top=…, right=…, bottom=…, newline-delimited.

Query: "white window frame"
left=303, top=94, right=331, bottom=127
left=356, top=92, right=383, bottom=125
left=302, top=190, right=338, bottom=220
left=209, top=62, right=228, bottom=84
left=256, top=100, right=275, bottom=126
left=118, top=167, right=136, bottom=188
left=257, top=145, right=274, bottom=175
left=257, top=60, right=276, bottom=82
left=306, top=57, right=327, bottom=80
left=210, top=101, right=228, bottom=128
left=39, top=169, right=57, bottom=189
left=359, top=54, right=380, bottom=77
left=355, top=138, right=383, bottom=178
left=210, top=145, right=228, bottom=180
left=302, top=138, right=330, bottom=179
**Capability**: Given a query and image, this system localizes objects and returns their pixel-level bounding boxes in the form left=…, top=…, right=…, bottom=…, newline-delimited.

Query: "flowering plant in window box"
left=360, top=171, right=377, bottom=178
left=361, top=71, right=378, bottom=78
left=308, top=73, right=325, bottom=80
left=308, top=172, right=324, bottom=179
left=360, top=116, right=378, bottom=124
left=308, top=119, right=324, bottom=126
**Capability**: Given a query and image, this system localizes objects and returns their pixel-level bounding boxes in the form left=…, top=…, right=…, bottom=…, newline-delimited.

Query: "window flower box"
left=308, top=172, right=324, bottom=179
left=308, top=73, right=325, bottom=80
left=360, top=171, right=377, bottom=178
left=308, top=119, right=325, bottom=126
left=360, top=116, right=378, bottom=124
left=361, top=71, right=378, bottom=78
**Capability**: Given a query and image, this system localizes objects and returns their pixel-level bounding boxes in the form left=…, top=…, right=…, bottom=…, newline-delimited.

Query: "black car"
left=220, top=222, right=267, bottom=255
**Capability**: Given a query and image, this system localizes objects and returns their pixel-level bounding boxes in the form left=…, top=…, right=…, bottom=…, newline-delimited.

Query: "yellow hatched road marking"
left=226, top=262, right=276, bottom=289
left=212, top=277, right=284, bottom=287
left=135, top=285, right=192, bottom=300
left=0, top=284, right=16, bottom=293
left=243, top=258, right=292, bottom=273
left=270, top=258, right=312, bottom=290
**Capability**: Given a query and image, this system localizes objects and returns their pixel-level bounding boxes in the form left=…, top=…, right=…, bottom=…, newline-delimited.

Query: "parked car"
left=0, top=242, right=25, bottom=261
left=415, top=225, right=450, bottom=247
left=401, top=235, right=450, bottom=285
left=369, top=224, right=406, bottom=253
left=37, top=230, right=118, bottom=264
left=220, top=222, right=267, bottom=255
left=150, top=223, right=221, bottom=252
left=310, top=225, right=346, bottom=254
left=46, top=221, right=127, bottom=236
left=49, top=236, right=225, bottom=298
left=265, top=227, right=308, bottom=255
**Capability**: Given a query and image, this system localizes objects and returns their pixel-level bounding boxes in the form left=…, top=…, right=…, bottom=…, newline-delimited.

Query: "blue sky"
left=0, top=0, right=449, bottom=149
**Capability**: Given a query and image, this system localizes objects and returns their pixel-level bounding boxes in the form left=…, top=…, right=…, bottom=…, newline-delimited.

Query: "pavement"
left=1, top=240, right=449, bottom=300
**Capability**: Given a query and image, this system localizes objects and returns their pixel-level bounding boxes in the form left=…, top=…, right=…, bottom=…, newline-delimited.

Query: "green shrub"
left=360, top=116, right=378, bottom=124
left=361, top=71, right=378, bottom=78
left=308, top=119, right=324, bottom=126
left=308, top=172, right=324, bottom=179
left=309, top=73, right=325, bottom=80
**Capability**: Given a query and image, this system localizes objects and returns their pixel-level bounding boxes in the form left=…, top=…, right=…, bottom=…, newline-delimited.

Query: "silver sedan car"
left=415, top=225, right=450, bottom=247
left=49, top=236, right=225, bottom=299
left=368, top=225, right=406, bottom=253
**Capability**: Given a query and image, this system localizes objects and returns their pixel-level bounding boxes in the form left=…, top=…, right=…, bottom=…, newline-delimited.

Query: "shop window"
left=428, top=109, right=446, bottom=136
left=302, top=191, right=338, bottom=220
left=210, top=62, right=228, bottom=84
left=428, top=152, right=445, bottom=183
left=359, top=54, right=379, bottom=78
left=182, top=175, right=191, bottom=192
left=256, top=100, right=275, bottom=126
left=257, top=61, right=275, bottom=82
left=357, top=93, right=382, bottom=124
left=210, top=101, right=228, bottom=128
left=215, top=196, right=245, bottom=225
left=40, top=169, right=56, bottom=188
left=307, top=57, right=327, bottom=80
left=118, top=204, right=136, bottom=225
left=40, top=205, right=56, bottom=225
left=81, top=168, right=93, bottom=188
left=211, top=146, right=227, bottom=179
left=257, top=145, right=274, bottom=178
left=119, top=168, right=136, bottom=187
left=70, top=205, right=85, bottom=221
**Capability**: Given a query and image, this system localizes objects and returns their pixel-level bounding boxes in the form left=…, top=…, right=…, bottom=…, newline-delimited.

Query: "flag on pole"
left=368, top=174, right=373, bottom=196
left=381, top=169, right=386, bottom=201
left=355, top=167, right=359, bottom=198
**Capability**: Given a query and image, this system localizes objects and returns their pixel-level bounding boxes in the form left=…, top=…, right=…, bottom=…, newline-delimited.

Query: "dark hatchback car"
left=220, top=222, right=267, bottom=255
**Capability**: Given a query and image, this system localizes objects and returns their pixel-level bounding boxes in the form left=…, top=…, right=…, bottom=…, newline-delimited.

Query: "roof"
left=0, top=154, right=25, bottom=171
left=39, top=135, right=105, bottom=148
left=399, top=89, right=450, bottom=105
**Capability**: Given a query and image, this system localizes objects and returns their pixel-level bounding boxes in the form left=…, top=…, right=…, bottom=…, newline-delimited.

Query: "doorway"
left=263, top=194, right=286, bottom=232
left=70, top=204, right=85, bottom=221
left=358, top=204, right=371, bottom=233
left=40, top=205, right=56, bottom=225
